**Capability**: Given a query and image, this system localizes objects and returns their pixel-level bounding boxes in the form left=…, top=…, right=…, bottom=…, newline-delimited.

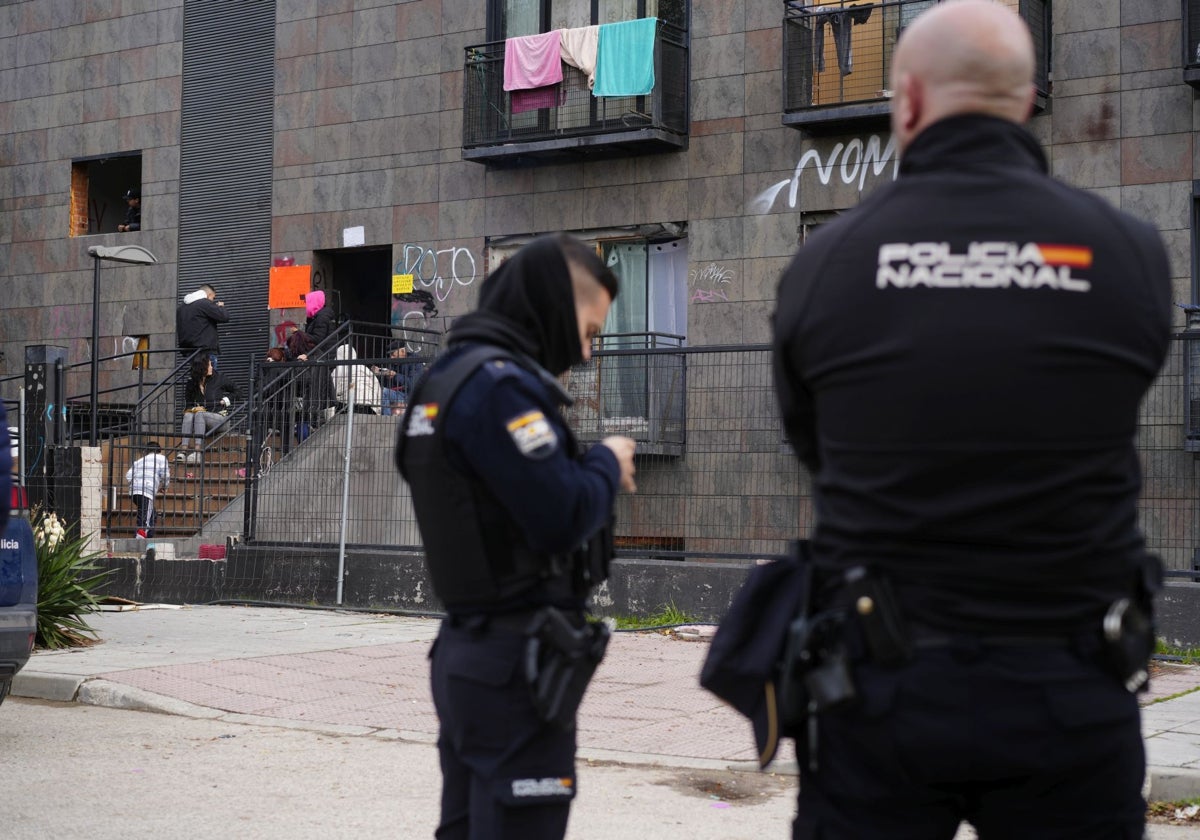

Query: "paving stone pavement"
left=14, top=604, right=1200, bottom=799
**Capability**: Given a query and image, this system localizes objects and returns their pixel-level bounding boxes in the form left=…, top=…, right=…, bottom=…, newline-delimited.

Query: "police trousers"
left=431, top=619, right=577, bottom=840
left=793, top=643, right=1145, bottom=840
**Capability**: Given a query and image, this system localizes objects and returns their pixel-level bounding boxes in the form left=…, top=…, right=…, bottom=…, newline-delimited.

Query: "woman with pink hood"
left=303, top=290, right=335, bottom=348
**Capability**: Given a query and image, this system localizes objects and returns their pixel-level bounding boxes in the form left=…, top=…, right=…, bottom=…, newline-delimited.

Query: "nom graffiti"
left=396, top=243, right=478, bottom=303
left=751, top=134, right=900, bottom=215
left=688, top=262, right=734, bottom=304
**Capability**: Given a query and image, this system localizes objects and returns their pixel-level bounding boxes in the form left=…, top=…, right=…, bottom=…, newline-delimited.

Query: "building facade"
left=3, top=0, right=1200, bottom=568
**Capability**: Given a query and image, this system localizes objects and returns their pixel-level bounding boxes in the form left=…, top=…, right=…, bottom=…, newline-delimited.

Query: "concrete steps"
left=103, top=437, right=277, bottom=539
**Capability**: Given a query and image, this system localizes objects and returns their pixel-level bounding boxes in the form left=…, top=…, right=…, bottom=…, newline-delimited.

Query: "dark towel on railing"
left=805, top=4, right=873, bottom=78
left=511, top=85, right=566, bottom=114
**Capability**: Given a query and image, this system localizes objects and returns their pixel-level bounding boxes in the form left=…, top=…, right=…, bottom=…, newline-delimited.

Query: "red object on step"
left=197, top=544, right=226, bottom=560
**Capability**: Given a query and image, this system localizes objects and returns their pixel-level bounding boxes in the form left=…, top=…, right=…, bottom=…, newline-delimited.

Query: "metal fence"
left=12, top=333, right=1200, bottom=601
left=462, top=20, right=689, bottom=149
left=782, top=0, right=1049, bottom=112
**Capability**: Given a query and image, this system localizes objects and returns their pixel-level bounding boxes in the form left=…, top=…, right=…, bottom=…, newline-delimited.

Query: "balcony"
left=782, top=0, right=1050, bottom=133
left=1185, top=0, right=1200, bottom=87
left=462, top=20, right=689, bottom=166
left=562, top=333, right=686, bottom=457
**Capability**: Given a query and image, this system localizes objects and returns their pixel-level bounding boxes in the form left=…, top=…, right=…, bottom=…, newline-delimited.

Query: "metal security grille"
left=1189, top=0, right=1200, bottom=68
left=462, top=20, right=689, bottom=148
left=783, top=0, right=1050, bottom=112
left=178, top=1, right=275, bottom=395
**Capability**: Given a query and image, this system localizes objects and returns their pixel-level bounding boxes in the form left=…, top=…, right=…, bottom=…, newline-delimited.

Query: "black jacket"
left=304, top=307, right=336, bottom=348
left=176, top=296, right=229, bottom=352
left=122, top=204, right=140, bottom=232
left=773, top=115, right=1172, bottom=635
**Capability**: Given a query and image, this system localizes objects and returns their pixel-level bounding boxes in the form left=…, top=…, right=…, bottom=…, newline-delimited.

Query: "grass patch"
left=607, top=602, right=699, bottom=630
left=1155, top=639, right=1200, bottom=664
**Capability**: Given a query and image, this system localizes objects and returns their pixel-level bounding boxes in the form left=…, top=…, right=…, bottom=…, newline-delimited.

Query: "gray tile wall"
left=0, top=0, right=183, bottom=395
left=3, top=0, right=1200, bottom=557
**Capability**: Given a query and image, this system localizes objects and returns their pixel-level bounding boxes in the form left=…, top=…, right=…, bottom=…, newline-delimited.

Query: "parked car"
left=0, top=516, right=37, bottom=705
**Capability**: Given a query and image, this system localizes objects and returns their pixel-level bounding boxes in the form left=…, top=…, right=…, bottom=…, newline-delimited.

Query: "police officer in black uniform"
left=772, top=3, right=1171, bottom=838
left=397, top=233, right=637, bottom=840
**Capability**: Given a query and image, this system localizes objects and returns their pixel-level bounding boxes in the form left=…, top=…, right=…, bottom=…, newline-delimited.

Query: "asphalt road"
left=2, top=699, right=794, bottom=840
left=4, top=699, right=1196, bottom=839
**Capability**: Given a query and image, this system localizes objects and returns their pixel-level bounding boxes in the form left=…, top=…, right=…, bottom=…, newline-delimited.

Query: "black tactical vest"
left=396, top=344, right=584, bottom=612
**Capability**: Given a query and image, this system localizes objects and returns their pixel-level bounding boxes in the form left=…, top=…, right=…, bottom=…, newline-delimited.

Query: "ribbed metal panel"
left=178, top=1, right=275, bottom=392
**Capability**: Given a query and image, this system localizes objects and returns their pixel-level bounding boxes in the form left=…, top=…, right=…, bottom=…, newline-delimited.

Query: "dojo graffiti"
left=396, top=243, right=478, bottom=303
left=689, top=263, right=734, bottom=304
left=751, top=134, right=899, bottom=214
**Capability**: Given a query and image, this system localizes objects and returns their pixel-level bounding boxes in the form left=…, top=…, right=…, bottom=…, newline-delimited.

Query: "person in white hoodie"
left=332, top=344, right=382, bottom=414
left=125, top=442, right=170, bottom=539
left=176, top=284, right=229, bottom=368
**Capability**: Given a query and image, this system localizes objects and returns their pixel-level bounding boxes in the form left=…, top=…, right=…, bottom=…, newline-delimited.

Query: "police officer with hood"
left=397, top=233, right=636, bottom=840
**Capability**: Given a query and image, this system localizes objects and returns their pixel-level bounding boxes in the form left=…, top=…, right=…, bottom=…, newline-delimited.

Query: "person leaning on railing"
left=178, top=356, right=240, bottom=463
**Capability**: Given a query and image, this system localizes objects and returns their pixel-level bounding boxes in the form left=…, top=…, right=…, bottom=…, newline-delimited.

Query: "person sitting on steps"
left=179, top=357, right=240, bottom=463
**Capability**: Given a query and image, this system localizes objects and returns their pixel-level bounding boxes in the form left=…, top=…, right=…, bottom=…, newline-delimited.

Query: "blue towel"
left=593, top=17, right=657, bottom=97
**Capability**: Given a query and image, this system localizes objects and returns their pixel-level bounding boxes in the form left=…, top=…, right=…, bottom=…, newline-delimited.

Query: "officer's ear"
left=892, top=72, right=922, bottom=154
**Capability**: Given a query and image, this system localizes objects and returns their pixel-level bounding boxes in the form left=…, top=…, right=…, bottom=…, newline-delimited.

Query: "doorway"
left=313, top=246, right=394, bottom=327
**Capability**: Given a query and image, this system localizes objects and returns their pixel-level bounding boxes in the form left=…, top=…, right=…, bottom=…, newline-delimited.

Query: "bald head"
left=890, top=0, right=1036, bottom=154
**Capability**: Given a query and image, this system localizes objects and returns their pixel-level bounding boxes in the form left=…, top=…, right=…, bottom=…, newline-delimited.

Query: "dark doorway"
left=314, top=246, right=394, bottom=360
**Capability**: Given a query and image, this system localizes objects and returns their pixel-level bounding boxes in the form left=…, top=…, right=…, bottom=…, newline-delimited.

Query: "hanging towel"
left=511, top=85, right=566, bottom=114
left=593, top=17, right=657, bottom=98
left=560, top=25, right=600, bottom=90
left=504, top=30, right=564, bottom=91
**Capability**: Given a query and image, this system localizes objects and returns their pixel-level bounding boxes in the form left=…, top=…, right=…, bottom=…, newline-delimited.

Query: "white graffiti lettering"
left=397, top=244, right=478, bottom=303
left=750, top=134, right=900, bottom=215
left=688, top=263, right=734, bottom=304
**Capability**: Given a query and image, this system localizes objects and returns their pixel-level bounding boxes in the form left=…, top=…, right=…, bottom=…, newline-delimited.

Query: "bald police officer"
left=773, top=2, right=1171, bottom=837
left=397, top=233, right=636, bottom=840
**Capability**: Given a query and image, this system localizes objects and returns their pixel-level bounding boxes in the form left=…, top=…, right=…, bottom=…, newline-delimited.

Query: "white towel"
left=560, top=25, right=600, bottom=90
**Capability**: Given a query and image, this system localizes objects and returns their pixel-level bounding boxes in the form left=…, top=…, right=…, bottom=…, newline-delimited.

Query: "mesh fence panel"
left=78, top=335, right=1200, bottom=602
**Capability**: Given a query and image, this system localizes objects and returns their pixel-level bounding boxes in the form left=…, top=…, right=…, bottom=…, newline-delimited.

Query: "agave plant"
left=32, top=510, right=112, bottom=649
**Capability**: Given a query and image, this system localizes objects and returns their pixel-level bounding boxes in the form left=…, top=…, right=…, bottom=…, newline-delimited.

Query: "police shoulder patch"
left=405, top=403, right=437, bottom=437
left=506, top=410, right=558, bottom=459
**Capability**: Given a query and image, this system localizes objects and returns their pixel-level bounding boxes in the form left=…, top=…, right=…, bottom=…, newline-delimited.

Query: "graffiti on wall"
left=396, top=243, right=478, bottom=303
left=688, top=262, right=734, bottom=304
left=46, top=303, right=135, bottom=363
left=751, top=134, right=900, bottom=215
left=390, top=289, right=440, bottom=353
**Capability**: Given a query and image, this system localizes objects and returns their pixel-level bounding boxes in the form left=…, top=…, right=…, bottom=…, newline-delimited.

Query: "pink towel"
left=511, top=86, right=566, bottom=114
left=503, top=31, right=563, bottom=91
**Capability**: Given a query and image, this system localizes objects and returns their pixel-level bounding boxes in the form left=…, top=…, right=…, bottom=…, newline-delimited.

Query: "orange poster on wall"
left=269, top=265, right=311, bottom=309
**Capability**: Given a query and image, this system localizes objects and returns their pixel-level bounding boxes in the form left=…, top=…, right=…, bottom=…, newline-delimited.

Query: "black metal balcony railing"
left=1184, top=0, right=1200, bottom=87
left=783, top=0, right=1050, bottom=131
left=462, top=20, right=689, bottom=163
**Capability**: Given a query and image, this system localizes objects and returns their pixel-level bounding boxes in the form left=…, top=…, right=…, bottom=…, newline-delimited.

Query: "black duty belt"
left=908, top=623, right=1081, bottom=651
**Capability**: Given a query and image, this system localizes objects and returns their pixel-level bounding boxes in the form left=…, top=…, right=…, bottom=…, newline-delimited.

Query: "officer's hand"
left=601, top=435, right=637, bottom=493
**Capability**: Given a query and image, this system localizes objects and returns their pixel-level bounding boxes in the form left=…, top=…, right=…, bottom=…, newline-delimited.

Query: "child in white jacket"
left=125, top=442, right=170, bottom=539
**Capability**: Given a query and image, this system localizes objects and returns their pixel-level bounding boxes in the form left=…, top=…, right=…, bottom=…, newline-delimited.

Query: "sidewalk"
left=11, top=605, right=1200, bottom=798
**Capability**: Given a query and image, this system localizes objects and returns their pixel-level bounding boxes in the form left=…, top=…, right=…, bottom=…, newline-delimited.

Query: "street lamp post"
left=85, top=245, right=159, bottom=447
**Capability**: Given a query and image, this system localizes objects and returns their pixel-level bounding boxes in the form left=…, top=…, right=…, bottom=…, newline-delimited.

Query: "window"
left=488, top=0, right=686, bottom=39
left=70, top=152, right=142, bottom=236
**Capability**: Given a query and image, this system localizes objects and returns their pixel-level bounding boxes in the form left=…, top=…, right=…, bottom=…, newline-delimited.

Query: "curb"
left=1148, top=767, right=1200, bottom=803
left=13, top=671, right=1200, bottom=798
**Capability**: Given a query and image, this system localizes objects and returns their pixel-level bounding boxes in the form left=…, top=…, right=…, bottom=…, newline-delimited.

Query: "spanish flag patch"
left=506, top=410, right=558, bottom=459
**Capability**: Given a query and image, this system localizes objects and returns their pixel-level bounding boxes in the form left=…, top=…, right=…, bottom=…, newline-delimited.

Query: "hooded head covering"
left=449, top=235, right=584, bottom=376
left=305, top=290, right=326, bottom=319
